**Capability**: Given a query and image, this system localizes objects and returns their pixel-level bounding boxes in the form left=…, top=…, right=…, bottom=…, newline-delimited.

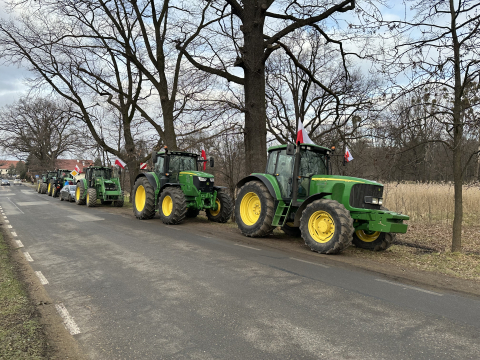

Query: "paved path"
left=1, top=184, right=480, bottom=359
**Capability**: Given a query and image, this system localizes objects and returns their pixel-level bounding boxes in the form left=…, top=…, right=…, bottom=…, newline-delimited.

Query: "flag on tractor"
left=74, top=164, right=81, bottom=173
left=344, top=146, right=353, bottom=162
left=296, top=120, right=313, bottom=144
left=140, top=163, right=147, bottom=170
left=201, top=150, right=207, bottom=171
left=115, top=158, right=126, bottom=169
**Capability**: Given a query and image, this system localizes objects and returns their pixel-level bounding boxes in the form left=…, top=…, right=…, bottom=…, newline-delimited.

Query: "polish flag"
left=115, top=158, right=126, bottom=169
left=140, top=163, right=147, bottom=170
left=344, top=146, right=354, bottom=162
left=296, top=120, right=313, bottom=144
left=201, top=150, right=207, bottom=171
left=74, top=164, right=81, bottom=173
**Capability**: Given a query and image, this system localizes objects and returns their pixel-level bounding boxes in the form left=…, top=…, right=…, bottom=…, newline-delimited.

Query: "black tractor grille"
left=349, top=184, right=383, bottom=210
left=193, top=177, right=214, bottom=192
left=105, top=183, right=117, bottom=191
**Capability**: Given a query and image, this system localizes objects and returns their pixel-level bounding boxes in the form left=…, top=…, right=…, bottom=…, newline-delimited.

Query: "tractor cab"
left=85, top=167, right=112, bottom=186
left=265, top=143, right=330, bottom=199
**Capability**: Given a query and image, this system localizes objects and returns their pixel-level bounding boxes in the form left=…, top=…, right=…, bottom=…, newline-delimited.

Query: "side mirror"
left=210, top=157, right=214, bottom=168
left=286, top=144, right=295, bottom=155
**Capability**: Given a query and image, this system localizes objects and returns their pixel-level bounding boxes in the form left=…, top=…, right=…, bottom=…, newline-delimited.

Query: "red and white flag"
left=115, top=158, right=126, bottom=169
left=201, top=150, right=207, bottom=171
left=344, top=146, right=354, bottom=162
left=74, top=164, right=81, bottom=173
left=296, top=120, right=313, bottom=144
left=140, top=163, right=147, bottom=170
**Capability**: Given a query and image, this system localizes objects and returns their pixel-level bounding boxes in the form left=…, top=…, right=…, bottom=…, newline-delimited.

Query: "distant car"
left=14, top=179, right=21, bottom=185
left=1, top=179, right=10, bottom=186
left=59, top=185, right=77, bottom=202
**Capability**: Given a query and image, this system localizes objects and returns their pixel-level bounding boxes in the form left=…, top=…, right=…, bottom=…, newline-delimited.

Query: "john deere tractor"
left=235, top=143, right=409, bottom=254
left=75, top=166, right=124, bottom=207
left=42, top=171, right=57, bottom=195
left=132, top=148, right=233, bottom=225
left=37, top=173, right=47, bottom=193
left=49, top=169, right=74, bottom=198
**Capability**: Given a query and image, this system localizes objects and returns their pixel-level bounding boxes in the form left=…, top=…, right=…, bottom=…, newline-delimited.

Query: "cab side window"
left=155, top=156, right=165, bottom=175
left=266, top=151, right=278, bottom=174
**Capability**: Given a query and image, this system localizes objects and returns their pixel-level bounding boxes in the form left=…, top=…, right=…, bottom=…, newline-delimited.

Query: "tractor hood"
left=179, top=171, right=214, bottom=178
left=310, top=175, right=382, bottom=186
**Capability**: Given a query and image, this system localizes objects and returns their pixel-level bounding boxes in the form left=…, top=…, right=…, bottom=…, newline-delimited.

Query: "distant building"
left=0, top=160, right=20, bottom=176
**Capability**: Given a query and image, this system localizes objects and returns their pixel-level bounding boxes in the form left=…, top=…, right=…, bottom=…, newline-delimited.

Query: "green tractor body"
left=75, top=166, right=123, bottom=207
left=50, top=169, right=74, bottom=198
left=37, top=173, right=47, bottom=193
left=235, top=143, right=409, bottom=254
left=132, top=149, right=233, bottom=224
left=43, top=171, right=58, bottom=196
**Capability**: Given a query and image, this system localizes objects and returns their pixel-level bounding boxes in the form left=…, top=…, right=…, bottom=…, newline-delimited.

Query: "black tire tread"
left=207, top=191, right=233, bottom=223
left=114, top=191, right=124, bottom=207
left=159, top=187, right=187, bottom=225
left=75, top=183, right=86, bottom=205
left=87, top=188, right=97, bottom=207
left=133, top=178, right=155, bottom=219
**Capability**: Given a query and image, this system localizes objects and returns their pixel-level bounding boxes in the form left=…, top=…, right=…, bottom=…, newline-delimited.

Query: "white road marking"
left=3, top=216, right=7, bottom=219
left=55, top=303, right=81, bottom=335
left=35, top=271, right=49, bottom=285
left=7, top=198, right=24, bottom=214
left=375, top=279, right=443, bottom=296
left=4, top=220, right=9, bottom=223
left=15, top=240, right=24, bottom=248
left=234, top=243, right=261, bottom=251
left=23, top=252, right=33, bottom=262
left=7, top=225, right=12, bottom=228
left=67, top=214, right=104, bottom=222
left=16, top=201, right=48, bottom=206
left=290, top=257, right=329, bottom=268
left=11, top=231, right=17, bottom=237
left=165, top=226, right=181, bottom=230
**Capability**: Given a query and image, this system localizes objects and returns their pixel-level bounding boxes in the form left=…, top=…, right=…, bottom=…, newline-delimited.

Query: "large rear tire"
left=352, top=207, right=396, bottom=251
left=41, top=183, right=47, bottom=194
left=37, top=182, right=42, bottom=193
left=47, top=182, right=53, bottom=196
left=300, top=199, right=353, bottom=254
left=86, top=188, right=97, bottom=207
left=235, top=181, right=275, bottom=237
left=159, top=187, right=187, bottom=225
left=207, top=191, right=233, bottom=223
left=75, top=183, right=86, bottom=205
left=133, top=178, right=155, bottom=219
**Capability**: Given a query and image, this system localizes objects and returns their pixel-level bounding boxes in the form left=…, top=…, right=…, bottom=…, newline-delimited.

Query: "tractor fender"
left=135, top=172, right=159, bottom=193
left=292, top=192, right=332, bottom=227
left=76, top=178, right=87, bottom=189
left=159, top=183, right=181, bottom=193
left=236, top=175, right=280, bottom=200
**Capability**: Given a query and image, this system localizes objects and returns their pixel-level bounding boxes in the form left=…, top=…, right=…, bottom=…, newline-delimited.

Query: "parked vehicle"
left=75, top=166, right=124, bottom=207
left=1, top=179, right=10, bottom=186
left=14, top=179, right=21, bottom=185
left=59, top=185, right=77, bottom=202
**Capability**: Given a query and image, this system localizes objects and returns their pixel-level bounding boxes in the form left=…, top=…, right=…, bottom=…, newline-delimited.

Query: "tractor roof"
left=87, top=166, right=111, bottom=169
left=158, top=151, right=198, bottom=157
left=268, top=143, right=331, bottom=153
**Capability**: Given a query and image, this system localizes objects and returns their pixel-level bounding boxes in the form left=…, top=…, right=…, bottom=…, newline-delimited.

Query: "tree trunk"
left=242, top=2, right=268, bottom=175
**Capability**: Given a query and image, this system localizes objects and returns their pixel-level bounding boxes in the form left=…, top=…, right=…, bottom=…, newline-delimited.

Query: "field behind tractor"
left=349, top=182, right=480, bottom=281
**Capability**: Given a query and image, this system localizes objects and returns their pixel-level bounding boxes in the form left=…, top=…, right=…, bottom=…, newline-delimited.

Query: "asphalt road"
left=1, top=184, right=480, bottom=359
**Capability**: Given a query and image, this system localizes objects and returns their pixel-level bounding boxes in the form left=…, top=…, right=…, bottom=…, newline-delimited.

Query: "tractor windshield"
left=168, top=155, right=197, bottom=182
left=299, top=149, right=327, bottom=176
left=92, top=169, right=111, bottom=179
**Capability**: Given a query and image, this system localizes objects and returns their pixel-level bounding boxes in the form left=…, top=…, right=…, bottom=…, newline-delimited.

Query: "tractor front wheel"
left=86, top=188, right=97, bottom=207
left=300, top=199, right=354, bottom=254
left=207, top=191, right=233, bottom=223
left=114, top=192, right=124, bottom=207
left=352, top=207, right=396, bottom=251
left=235, top=181, right=274, bottom=237
left=41, top=183, right=47, bottom=194
left=159, top=187, right=187, bottom=225
left=37, top=182, right=42, bottom=193
left=75, top=183, right=86, bottom=205
left=47, top=183, right=53, bottom=196
left=133, top=178, right=155, bottom=219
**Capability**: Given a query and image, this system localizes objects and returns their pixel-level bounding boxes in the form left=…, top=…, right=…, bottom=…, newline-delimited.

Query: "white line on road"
left=11, top=231, right=17, bottom=237
left=3, top=216, right=6, bottom=219
left=35, top=271, right=49, bottom=285
left=7, top=197, right=25, bottom=214
left=7, top=225, right=12, bottom=228
left=235, top=243, right=261, bottom=251
left=16, top=240, right=24, bottom=248
left=375, top=279, right=443, bottom=296
left=55, top=303, right=81, bottom=335
left=23, top=252, right=33, bottom=262
left=4, top=220, right=9, bottom=223
left=290, top=257, right=329, bottom=268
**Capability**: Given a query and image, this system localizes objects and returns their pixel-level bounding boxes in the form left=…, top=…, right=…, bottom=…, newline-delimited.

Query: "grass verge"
left=0, top=232, right=47, bottom=359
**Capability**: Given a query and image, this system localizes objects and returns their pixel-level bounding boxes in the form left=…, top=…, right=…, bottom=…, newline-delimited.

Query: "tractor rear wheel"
left=300, top=199, right=353, bottom=254
left=159, top=187, right=187, bottom=225
left=86, top=188, right=97, bottom=207
left=114, top=192, right=124, bottom=207
left=186, top=208, right=200, bottom=218
left=235, top=181, right=275, bottom=237
left=41, top=183, right=47, bottom=194
left=281, top=223, right=301, bottom=237
left=352, top=207, right=396, bottom=251
left=37, top=182, right=42, bottom=193
left=75, top=183, right=86, bottom=205
left=133, top=178, right=155, bottom=219
left=47, top=183, right=53, bottom=196
left=207, top=191, right=233, bottom=223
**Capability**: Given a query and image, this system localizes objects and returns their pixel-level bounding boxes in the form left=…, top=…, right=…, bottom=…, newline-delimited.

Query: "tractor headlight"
left=198, top=177, right=207, bottom=181
left=209, top=178, right=214, bottom=182
left=364, top=196, right=382, bottom=205
left=378, top=198, right=383, bottom=205
left=371, top=198, right=378, bottom=205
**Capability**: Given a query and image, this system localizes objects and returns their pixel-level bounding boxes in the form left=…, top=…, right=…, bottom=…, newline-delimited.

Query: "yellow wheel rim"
left=48, top=183, right=51, bottom=193
left=135, top=185, right=146, bottom=212
left=355, top=230, right=380, bottom=243
left=162, top=195, right=173, bottom=216
left=308, top=210, right=335, bottom=243
left=38, top=183, right=40, bottom=191
left=76, top=187, right=80, bottom=201
left=240, top=192, right=261, bottom=226
left=209, top=199, right=221, bottom=217
left=87, top=192, right=89, bottom=204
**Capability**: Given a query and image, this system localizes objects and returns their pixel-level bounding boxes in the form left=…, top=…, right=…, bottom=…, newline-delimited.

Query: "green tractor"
left=49, top=169, right=74, bottom=198
left=235, top=143, right=409, bottom=254
left=41, top=171, right=57, bottom=195
left=132, top=148, right=233, bottom=225
left=37, top=173, right=47, bottom=193
left=75, top=166, right=124, bottom=207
